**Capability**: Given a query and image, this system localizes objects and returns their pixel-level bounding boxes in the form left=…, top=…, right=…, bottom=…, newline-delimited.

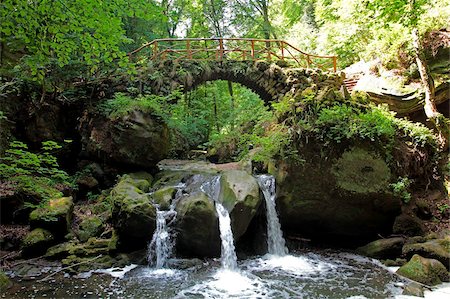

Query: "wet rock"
left=62, top=254, right=129, bottom=273
left=273, top=145, right=401, bottom=242
left=402, top=282, right=424, bottom=297
left=396, top=254, right=449, bottom=286
left=152, top=186, right=176, bottom=210
left=402, top=236, right=450, bottom=270
left=176, top=192, right=220, bottom=257
left=45, top=235, right=118, bottom=260
left=393, top=214, right=426, bottom=236
left=79, top=109, right=170, bottom=168
left=382, top=258, right=407, bottom=267
left=29, top=197, right=74, bottom=237
left=167, top=258, right=204, bottom=270
left=77, top=216, right=104, bottom=242
left=219, top=170, right=261, bottom=240
left=22, top=228, right=55, bottom=257
left=110, top=174, right=155, bottom=250
left=356, top=237, right=405, bottom=259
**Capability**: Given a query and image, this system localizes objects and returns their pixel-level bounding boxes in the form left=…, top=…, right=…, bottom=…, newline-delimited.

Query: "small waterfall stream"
left=201, top=175, right=238, bottom=270
left=147, top=186, right=184, bottom=268
left=257, top=174, right=288, bottom=256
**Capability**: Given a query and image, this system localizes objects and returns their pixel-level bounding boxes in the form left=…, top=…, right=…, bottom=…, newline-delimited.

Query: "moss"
left=152, top=187, right=175, bottom=210
left=332, top=147, right=391, bottom=193
left=78, top=216, right=104, bottom=242
left=29, top=197, right=73, bottom=223
left=397, top=254, right=449, bottom=286
left=22, top=228, right=55, bottom=257
left=0, top=270, right=12, bottom=291
left=121, top=172, right=153, bottom=192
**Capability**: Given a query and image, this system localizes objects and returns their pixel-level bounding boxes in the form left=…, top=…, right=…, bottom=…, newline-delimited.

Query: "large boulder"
left=218, top=170, right=261, bottom=240
left=79, top=109, right=170, bottom=168
left=356, top=237, right=405, bottom=259
left=175, top=192, right=220, bottom=257
left=393, top=214, right=426, bottom=236
left=396, top=254, right=449, bottom=286
left=273, top=145, right=401, bottom=243
left=21, top=228, right=55, bottom=257
left=29, top=197, right=73, bottom=237
left=110, top=173, right=156, bottom=250
left=403, top=237, right=450, bottom=270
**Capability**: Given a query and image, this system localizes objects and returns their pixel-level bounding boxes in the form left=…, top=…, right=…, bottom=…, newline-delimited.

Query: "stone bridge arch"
left=137, top=60, right=345, bottom=104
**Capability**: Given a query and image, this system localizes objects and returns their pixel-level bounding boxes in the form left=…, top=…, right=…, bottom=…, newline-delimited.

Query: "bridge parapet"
left=129, top=38, right=337, bottom=72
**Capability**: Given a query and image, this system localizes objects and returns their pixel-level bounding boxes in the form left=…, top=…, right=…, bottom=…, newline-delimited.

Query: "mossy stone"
left=78, top=216, right=104, bottom=242
left=332, top=147, right=391, bottom=194
left=356, top=237, right=405, bottom=259
left=152, top=187, right=175, bottom=210
left=29, top=197, right=74, bottom=237
left=403, top=236, right=450, bottom=270
left=22, top=228, right=55, bottom=257
left=397, top=254, right=449, bottom=286
left=121, top=172, right=153, bottom=192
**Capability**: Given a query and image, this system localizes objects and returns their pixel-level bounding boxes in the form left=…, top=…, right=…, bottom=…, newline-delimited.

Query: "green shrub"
left=390, top=177, right=412, bottom=203
left=0, top=140, right=71, bottom=203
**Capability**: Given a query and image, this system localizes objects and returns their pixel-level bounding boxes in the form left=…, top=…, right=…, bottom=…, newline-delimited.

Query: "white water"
left=147, top=186, right=184, bottom=268
left=257, top=174, right=288, bottom=256
left=215, top=202, right=238, bottom=270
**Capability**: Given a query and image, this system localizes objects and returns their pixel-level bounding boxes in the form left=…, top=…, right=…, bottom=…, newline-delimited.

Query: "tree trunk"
left=228, top=80, right=235, bottom=130
left=412, top=29, right=449, bottom=150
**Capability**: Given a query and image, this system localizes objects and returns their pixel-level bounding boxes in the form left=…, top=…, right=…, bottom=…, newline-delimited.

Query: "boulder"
left=152, top=186, right=176, bottom=210
left=402, top=282, right=424, bottom=297
left=273, top=145, right=401, bottom=243
left=393, top=214, right=426, bottom=236
left=29, top=197, right=73, bottom=237
left=175, top=192, right=220, bottom=257
left=79, top=109, right=170, bottom=168
left=396, top=254, right=449, bottom=286
left=218, top=170, right=261, bottom=240
left=21, top=228, right=55, bottom=257
left=356, top=237, right=405, bottom=259
left=110, top=174, right=156, bottom=250
left=77, top=216, right=104, bottom=242
left=402, top=237, right=450, bottom=270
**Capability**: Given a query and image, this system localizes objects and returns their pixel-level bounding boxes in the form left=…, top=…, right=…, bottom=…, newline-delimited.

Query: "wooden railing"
left=129, top=38, right=337, bottom=72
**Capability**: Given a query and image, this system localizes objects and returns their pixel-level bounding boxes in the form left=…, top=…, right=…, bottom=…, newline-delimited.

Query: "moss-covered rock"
left=22, top=228, right=55, bottom=257
left=110, top=175, right=156, bottom=250
left=61, top=253, right=129, bottom=273
left=273, top=143, right=401, bottom=242
left=356, top=237, right=405, bottom=259
left=397, top=254, right=449, bottom=286
left=152, top=186, right=176, bottom=210
left=0, top=270, right=12, bottom=291
left=403, top=237, right=450, bottom=270
left=29, top=197, right=74, bottom=237
left=218, top=170, right=261, bottom=240
left=175, top=192, right=220, bottom=257
left=77, top=216, right=104, bottom=242
left=402, top=282, right=424, bottom=297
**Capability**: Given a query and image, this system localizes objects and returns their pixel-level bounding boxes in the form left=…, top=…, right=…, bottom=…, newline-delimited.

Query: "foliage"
left=0, top=140, right=71, bottom=202
left=390, top=177, right=412, bottom=203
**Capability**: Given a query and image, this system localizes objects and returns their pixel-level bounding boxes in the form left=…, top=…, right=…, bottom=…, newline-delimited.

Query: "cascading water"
left=201, top=176, right=238, bottom=270
left=257, top=174, right=288, bottom=256
left=215, top=202, right=238, bottom=270
left=147, top=185, right=184, bottom=268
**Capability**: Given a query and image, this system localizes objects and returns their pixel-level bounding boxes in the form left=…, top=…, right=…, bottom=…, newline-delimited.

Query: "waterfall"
left=215, top=202, right=238, bottom=270
left=147, top=186, right=184, bottom=268
left=257, top=174, right=288, bottom=256
left=201, top=176, right=238, bottom=270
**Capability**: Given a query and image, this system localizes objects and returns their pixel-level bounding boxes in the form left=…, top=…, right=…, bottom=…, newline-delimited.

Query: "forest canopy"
left=1, top=0, right=449, bottom=84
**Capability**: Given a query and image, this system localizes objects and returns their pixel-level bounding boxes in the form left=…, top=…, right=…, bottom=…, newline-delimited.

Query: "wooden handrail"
left=129, top=38, right=337, bottom=72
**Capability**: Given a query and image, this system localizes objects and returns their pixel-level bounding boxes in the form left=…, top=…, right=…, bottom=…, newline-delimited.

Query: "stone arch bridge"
left=129, top=38, right=345, bottom=103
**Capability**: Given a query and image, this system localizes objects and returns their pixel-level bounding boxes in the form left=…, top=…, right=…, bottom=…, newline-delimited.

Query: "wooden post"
left=251, top=40, right=255, bottom=60
left=219, top=39, right=224, bottom=61
left=267, top=41, right=271, bottom=61
left=152, top=41, right=158, bottom=60
left=187, top=40, right=192, bottom=59
left=333, top=56, right=337, bottom=72
left=280, top=41, right=285, bottom=60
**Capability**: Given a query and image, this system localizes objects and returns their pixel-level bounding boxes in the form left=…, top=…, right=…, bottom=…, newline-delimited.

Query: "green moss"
left=397, top=254, right=449, bottom=286
left=0, top=270, right=11, bottom=291
left=332, top=147, right=391, bottom=193
left=78, top=216, right=104, bottom=242
left=23, top=228, right=54, bottom=246
left=152, top=187, right=175, bottom=210
left=29, top=197, right=73, bottom=222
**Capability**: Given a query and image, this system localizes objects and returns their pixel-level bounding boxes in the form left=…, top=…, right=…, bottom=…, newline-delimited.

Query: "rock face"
left=29, top=197, right=74, bottom=238
left=175, top=192, right=220, bottom=257
left=79, top=109, right=170, bottom=168
left=218, top=170, right=261, bottom=240
left=110, top=173, right=156, bottom=250
left=397, top=254, right=449, bottom=286
left=403, top=237, right=450, bottom=270
left=356, top=237, right=405, bottom=259
left=393, top=214, right=426, bottom=236
left=273, top=145, right=401, bottom=243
